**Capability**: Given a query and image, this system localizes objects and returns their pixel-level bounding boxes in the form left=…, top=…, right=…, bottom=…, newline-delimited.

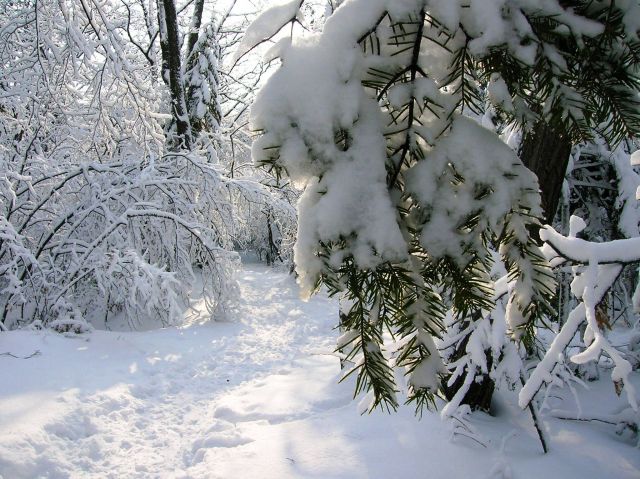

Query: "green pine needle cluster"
left=255, top=0, right=639, bottom=412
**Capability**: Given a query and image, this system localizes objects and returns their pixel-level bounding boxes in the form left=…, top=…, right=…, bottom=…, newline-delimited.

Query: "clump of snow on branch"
left=252, top=6, right=409, bottom=295
left=405, top=117, right=539, bottom=260
left=232, top=0, right=304, bottom=63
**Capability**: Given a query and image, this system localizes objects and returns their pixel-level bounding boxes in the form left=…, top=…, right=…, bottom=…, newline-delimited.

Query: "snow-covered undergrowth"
left=1, top=264, right=638, bottom=478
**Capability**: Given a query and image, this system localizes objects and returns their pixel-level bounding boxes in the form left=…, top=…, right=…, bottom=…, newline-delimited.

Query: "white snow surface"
left=1, top=264, right=639, bottom=478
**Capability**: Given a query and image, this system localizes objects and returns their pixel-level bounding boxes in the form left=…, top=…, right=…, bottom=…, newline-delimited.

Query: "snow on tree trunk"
left=158, top=0, right=193, bottom=149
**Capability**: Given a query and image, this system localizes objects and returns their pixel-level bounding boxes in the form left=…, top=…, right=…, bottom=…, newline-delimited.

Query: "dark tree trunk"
left=158, top=0, right=192, bottom=149
left=442, top=368, right=495, bottom=412
left=519, top=122, right=573, bottom=224
left=441, top=314, right=495, bottom=412
left=185, top=0, right=205, bottom=61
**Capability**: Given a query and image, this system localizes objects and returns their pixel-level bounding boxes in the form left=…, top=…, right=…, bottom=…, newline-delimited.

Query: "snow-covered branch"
left=521, top=222, right=639, bottom=412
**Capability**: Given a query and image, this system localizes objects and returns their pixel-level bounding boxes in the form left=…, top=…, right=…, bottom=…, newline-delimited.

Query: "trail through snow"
left=1, top=265, right=638, bottom=478
left=0, top=265, right=344, bottom=478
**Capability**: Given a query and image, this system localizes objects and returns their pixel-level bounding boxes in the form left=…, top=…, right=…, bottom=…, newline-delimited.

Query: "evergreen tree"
left=515, top=1, right=640, bottom=222
left=185, top=22, right=223, bottom=141
left=251, top=0, right=640, bottom=412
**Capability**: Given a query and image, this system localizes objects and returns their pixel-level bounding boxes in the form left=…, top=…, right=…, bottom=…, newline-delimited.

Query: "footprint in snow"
left=185, top=420, right=254, bottom=466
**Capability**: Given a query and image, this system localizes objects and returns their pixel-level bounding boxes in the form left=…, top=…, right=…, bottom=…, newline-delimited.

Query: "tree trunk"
left=157, top=0, right=192, bottom=150
left=185, top=0, right=205, bottom=61
left=441, top=316, right=495, bottom=412
left=519, top=122, right=573, bottom=224
left=442, top=368, right=495, bottom=412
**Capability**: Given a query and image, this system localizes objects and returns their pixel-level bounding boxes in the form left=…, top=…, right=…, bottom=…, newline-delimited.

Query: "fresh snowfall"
left=1, top=0, right=640, bottom=478
left=1, top=264, right=638, bottom=478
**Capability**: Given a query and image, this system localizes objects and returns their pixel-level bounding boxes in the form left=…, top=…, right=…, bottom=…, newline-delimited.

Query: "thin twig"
left=520, top=373, right=549, bottom=454
left=0, top=350, right=41, bottom=359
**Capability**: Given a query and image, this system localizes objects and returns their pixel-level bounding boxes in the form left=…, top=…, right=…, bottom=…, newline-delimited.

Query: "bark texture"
left=158, top=0, right=192, bottom=149
left=519, top=122, right=573, bottom=224
left=185, top=0, right=205, bottom=61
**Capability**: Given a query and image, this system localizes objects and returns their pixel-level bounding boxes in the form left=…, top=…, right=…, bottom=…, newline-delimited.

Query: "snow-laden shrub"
left=217, top=124, right=299, bottom=268
left=0, top=0, right=239, bottom=330
left=0, top=148, right=240, bottom=329
left=521, top=218, right=639, bottom=412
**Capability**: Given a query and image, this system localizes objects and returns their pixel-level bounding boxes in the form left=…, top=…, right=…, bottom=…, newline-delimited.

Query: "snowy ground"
left=0, top=264, right=638, bottom=479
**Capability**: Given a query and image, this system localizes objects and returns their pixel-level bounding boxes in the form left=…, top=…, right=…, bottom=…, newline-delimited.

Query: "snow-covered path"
left=1, top=265, right=639, bottom=478
left=0, top=265, right=345, bottom=478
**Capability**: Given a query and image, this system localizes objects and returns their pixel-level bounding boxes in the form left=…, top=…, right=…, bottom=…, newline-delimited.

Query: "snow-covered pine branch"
left=250, top=0, right=640, bottom=414
left=251, top=0, right=576, bottom=411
